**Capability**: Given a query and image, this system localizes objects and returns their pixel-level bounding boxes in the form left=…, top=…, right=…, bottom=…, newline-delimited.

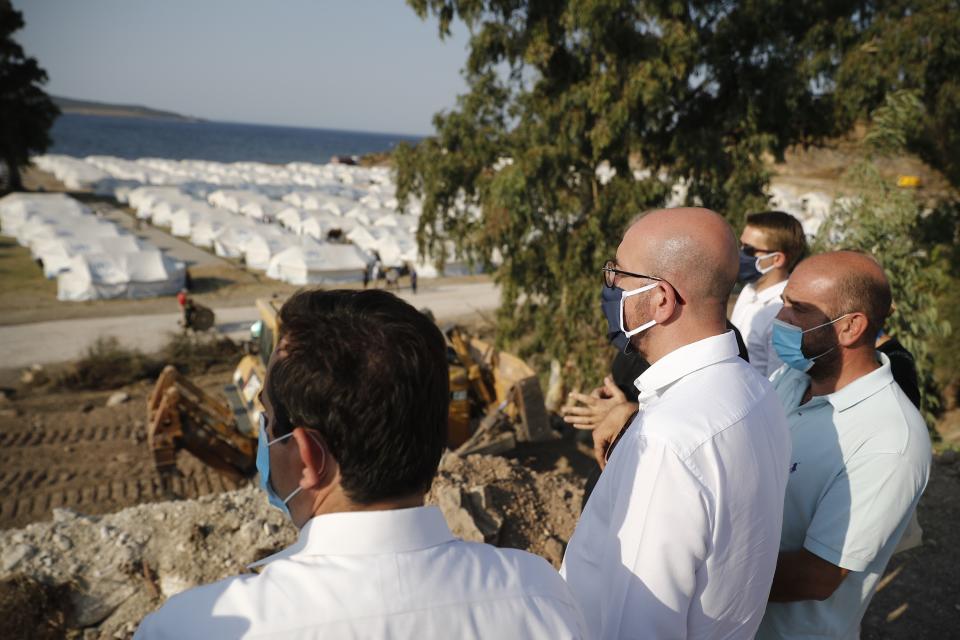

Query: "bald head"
left=618, top=207, right=739, bottom=303
left=791, top=251, right=891, bottom=335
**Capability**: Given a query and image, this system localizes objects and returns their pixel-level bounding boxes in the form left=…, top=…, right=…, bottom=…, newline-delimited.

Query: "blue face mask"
left=600, top=282, right=659, bottom=354
left=256, top=413, right=323, bottom=517
left=771, top=314, right=850, bottom=372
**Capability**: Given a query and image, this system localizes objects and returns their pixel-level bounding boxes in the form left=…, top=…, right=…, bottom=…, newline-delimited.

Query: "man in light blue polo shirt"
left=757, top=251, right=931, bottom=639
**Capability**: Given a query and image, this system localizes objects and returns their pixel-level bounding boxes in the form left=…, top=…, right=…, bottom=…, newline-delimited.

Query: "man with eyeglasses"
left=136, top=289, right=587, bottom=639
left=732, top=210, right=808, bottom=376
left=560, top=207, right=792, bottom=639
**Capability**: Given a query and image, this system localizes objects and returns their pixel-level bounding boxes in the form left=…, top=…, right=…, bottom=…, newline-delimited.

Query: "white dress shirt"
left=730, top=279, right=788, bottom=376
left=561, top=331, right=792, bottom=639
left=757, top=355, right=931, bottom=639
left=136, top=505, right=587, bottom=639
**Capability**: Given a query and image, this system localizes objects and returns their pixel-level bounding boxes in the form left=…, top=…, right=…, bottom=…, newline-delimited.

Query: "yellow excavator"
left=146, top=297, right=552, bottom=480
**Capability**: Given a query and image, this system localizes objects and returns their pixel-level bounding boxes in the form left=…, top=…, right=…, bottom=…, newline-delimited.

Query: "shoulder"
left=642, top=359, right=780, bottom=458
left=844, top=383, right=929, bottom=458
left=448, top=540, right=573, bottom=597
left=136, top=573, right=259, bottom=638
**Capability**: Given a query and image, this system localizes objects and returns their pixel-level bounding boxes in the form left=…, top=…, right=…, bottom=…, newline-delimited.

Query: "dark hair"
left=745, top=210, right=808, bottom=270
left=831, top=260, right=892, bottom=340
left=266, top=289, right=449, bottom=504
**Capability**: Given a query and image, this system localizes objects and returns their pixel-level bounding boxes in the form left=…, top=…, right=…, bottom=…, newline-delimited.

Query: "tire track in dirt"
left=0, top=379, right=249, bottom=530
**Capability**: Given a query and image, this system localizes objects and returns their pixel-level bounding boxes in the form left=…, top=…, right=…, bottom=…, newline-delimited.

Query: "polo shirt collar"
left=249, top=505, right=455, bottom=568
left=634, top=331, right=741, bottom=401
left=782, top=352, right=894, bottom=412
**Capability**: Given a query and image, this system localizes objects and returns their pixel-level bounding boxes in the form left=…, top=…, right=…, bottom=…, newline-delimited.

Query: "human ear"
left=652, top=282, right=679, bottom=323
left=838, top=313, right=868, bottom=347
left=292, top=428, right=330, bottom=490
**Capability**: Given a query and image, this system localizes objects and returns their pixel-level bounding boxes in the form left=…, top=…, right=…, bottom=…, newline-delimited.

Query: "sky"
left=14, top=0, right=471, bottom=136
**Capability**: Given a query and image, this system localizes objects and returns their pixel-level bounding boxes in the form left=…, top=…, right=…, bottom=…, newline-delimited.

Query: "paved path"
left=0, top=281, right=500, bottom=368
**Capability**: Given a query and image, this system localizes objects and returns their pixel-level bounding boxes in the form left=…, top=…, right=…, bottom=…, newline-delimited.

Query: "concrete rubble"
left=0, top=452, right=583, bottom=639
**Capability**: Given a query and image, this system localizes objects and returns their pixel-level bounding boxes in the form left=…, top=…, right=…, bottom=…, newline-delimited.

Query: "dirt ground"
left=0, top=370, right=247, bottom=530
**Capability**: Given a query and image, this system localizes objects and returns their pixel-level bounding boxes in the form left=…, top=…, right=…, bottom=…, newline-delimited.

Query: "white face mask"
left=619, top=282, right=659, bottom=337
left=755, top=252, right=783, bottom=275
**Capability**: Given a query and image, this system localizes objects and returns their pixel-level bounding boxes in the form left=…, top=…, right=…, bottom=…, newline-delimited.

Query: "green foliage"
left=399, top=0, right=960, bottom=387
left=813, top=92, right=953, bottom=424
left=0, top=5, right=59, bottom=191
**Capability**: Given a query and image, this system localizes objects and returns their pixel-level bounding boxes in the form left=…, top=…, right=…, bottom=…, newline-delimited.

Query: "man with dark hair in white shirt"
left=562, top=207, right=792, bottom=639
left=136, top=289, right=587, bottom=639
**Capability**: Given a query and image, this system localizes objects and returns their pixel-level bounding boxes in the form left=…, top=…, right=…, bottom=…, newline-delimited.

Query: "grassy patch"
left=0, top=235, right=57, bottom=299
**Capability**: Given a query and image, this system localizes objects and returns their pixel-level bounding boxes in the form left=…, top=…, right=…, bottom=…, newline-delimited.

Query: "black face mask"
left=737, top=251, right=762, bottom=283
left=601, top=284, right=635, bottom=354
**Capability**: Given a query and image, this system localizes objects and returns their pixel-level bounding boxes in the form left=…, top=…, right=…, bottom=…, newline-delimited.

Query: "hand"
left=562, top=375, right=627, bottom=429
left=561, top=376, right=638, bottom=468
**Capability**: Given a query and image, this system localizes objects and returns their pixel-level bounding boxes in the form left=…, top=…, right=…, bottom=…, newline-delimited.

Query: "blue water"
left=49, top=113, right=423, bottom=165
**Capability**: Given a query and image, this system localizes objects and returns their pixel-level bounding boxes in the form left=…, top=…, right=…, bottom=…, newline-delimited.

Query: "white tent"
left=36, top=234, right=142, bottom=278
left=267, top=242, right=371, bottom=285
left=244, top=229, right=298, bottom=271
left=57, top=250, right=185, bottom=301
left=0, top=193, right=89, bottom=237
left=301, top=211, right=357, bottom=241
left=213, top=224, right=259, bottom=259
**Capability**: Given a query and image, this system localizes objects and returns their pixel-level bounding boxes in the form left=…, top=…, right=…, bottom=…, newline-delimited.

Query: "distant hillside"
left=53, top=96, right=200, bottom=122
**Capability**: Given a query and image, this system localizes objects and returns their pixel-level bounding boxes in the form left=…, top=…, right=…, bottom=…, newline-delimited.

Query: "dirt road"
left=0, top=281, right=499, bottom=368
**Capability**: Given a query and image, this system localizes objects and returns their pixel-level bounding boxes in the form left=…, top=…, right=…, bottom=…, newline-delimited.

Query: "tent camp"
left=266, top=241, right=371, bottom=285
left=213, top=223, right=259, bottom=258
left=57, top=250, right=185, bottom=301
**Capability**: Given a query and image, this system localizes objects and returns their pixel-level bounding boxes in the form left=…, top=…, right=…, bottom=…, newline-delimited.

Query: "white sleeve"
left=599, top=436, right=713, bottom=639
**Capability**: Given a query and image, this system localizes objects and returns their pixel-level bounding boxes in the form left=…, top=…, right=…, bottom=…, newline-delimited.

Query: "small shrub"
left=56, top=337, right=160, bottom=391
left=160, top=332, right=241, bottom=374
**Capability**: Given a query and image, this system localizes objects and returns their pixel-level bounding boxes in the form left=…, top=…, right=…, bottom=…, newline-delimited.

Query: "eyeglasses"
left=601, top=259, right=665, bottom=289
left=740, top=243, right=776, bottom=257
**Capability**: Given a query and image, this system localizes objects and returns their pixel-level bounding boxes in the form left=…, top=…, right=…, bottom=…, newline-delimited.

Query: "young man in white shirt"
left=136, top=289, right=587, bottom=639
left=757, top=251, right=930, bottom=639
left=562, top=207, right=792, bottom=639
left=731, top=210, right=807, bottom=376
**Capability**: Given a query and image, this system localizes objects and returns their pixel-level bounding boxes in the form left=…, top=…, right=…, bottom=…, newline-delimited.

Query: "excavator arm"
left=146, top=365, right=257, bottom=481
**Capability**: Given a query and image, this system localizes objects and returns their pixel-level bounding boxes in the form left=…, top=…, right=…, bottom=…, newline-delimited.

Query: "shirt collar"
left=248, top=505, right=455, bottom=568
left=783, top=352, right=894, bottom=412
left=634, top=331, right=741, bottom=401
left=755, top=279, right=787, bottom=303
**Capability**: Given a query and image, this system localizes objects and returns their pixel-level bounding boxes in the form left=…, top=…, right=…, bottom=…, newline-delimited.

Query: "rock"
left=2, top=543, right=36, bottom=572
left=115, top=453, right=132, bottom=464
left=53, top=508, right=80, bottom=523
left=70, top=580, right=137, bottom=627
left=938, top=449, right=957, bottom=465
left=542, top=536, right=565, bottom=568
left=81, top=402, right=95, bottom=413
left=106, top=392, right=130, bottom=407
left=434, top=485, right=503, bottom=544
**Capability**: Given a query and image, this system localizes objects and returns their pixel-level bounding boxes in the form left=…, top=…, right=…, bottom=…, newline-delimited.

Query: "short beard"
left=804, top=331, right=841, bottom=379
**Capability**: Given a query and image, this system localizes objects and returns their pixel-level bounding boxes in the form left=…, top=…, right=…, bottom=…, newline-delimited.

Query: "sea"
left=48, top=113, right=424, bottom=165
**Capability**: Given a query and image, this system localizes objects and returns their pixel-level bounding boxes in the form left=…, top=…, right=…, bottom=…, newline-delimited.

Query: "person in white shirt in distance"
left=731, top=210, right=808, bottom=376
left=561, top=208, right=792, bottom=639
left=136, top=289, right=587, bottom=640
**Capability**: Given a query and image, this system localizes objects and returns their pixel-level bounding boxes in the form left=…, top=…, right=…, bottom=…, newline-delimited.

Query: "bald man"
left=757, top=252, right=930, bottom=640
left=561, top=208, right=792, bottom=639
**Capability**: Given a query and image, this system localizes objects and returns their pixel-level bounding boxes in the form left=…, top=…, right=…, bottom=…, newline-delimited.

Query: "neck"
left=643, top=311, right=727, bottom=364
left=754, top=268, right=788, bottom=292
left=298, top=489, right=424, bottom=527
left=808, top=347, right=880, bottom=397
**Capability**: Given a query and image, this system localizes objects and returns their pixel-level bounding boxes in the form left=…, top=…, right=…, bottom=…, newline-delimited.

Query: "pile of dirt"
left=0, top=452, right=583, bottom=639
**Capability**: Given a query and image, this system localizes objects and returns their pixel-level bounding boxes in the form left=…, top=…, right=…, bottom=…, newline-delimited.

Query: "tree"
left=0, top=2, right=59, bottom=192
left=813, top=92, right=952, bottom=424
left=397, top=0, right=957, bottom=387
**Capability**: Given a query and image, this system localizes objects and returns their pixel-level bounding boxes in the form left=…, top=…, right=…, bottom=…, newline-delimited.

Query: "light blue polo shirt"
left=757, top=353, right=931, bottom=640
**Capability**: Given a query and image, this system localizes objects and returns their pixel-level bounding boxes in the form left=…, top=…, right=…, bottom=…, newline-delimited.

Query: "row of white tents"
left=33, top=154, right=474, bottom=284
left=0, top=192, right=185, bottom=301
